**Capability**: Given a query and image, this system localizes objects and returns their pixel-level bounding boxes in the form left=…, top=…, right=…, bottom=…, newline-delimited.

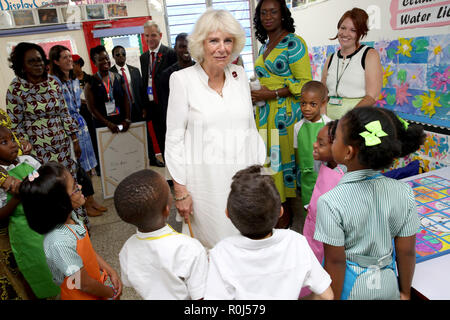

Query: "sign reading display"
left=390, top=0, right=450, bottom=29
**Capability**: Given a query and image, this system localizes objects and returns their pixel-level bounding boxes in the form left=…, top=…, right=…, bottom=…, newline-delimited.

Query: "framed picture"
left=107, top=4, right=128, bottom=18
left=96, top=122, right=149, bottom=199
left=86, top=4, right=105, bottom=20
left=292, top=0, right=307, bottom=7
left=12, top=10, right=35, bottom=26
left=61, top=5, right=85, bottom=22
left=37, top=8, right=58, bottom=24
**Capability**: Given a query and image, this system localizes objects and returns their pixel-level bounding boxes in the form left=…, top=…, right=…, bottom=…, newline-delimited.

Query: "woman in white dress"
left=165, top=9, right=266, bottom=249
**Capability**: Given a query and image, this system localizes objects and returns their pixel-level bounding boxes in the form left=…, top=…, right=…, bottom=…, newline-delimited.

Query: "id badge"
left=329, top=96, right=343, bottom=106
left=105, top=101, right=119, bottom=116
left=148, top=77, right=154, bottom=101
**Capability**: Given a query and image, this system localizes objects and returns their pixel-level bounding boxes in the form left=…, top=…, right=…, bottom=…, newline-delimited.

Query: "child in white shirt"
left=115, top=169, right=208, bottom=300
left=205, top=165, right=333, bottom=300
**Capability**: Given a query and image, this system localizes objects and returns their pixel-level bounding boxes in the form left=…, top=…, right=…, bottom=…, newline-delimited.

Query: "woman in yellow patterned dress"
left=251, top=0, right=311, bottom=227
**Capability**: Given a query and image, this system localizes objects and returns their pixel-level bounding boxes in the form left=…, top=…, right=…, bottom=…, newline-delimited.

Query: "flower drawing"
left=375, top=90, right=387, bottom=107
left=374, top=40, right=390, bottom=62
left=396, top=38, right=413, bottom=58
left=428, top=36, right=449, bottom=66
left=408, top=66, right=425, bottom=89
left=382, top=65, right=394, bottom=87
left=430, top=67, right=450, bottom=92
left=394, top=83, right=412, bottom=106
left=419, top=91, right=442, bottom=117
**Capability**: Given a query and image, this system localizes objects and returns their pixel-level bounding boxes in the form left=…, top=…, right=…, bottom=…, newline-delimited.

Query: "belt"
left=352, top=249, right=393, bottom=268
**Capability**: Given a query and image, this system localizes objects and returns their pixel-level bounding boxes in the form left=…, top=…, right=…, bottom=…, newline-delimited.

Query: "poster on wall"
left=86, top=4, right=105, bottom=20
left=37, top=8, right=58, bottom=24
left=11, top=10, right=34, bottom=26
left=309, top=33, right=450, bottom=128
left=7, top=36, right=77, bottom=58
left=107, top=4, right=128, bottom=17
left=390, top=0, right=450, bottom=30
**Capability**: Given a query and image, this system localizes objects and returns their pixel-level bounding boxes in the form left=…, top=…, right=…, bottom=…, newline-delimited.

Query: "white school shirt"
left=119, top=224, right=208, bottom=300
left=204, top=229, right=331, bottom=300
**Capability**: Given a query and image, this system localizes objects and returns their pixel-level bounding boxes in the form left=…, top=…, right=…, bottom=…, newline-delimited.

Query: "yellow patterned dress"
left=255, top=33, right=312, bottom=202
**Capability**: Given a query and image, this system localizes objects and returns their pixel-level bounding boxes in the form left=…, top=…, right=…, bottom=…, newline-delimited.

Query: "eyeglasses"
left=114, top=53, right=126, bottom=57
left=70, top=185, right=82, bottom=196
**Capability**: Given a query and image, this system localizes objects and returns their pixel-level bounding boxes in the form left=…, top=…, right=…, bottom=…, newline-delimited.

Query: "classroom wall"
left=290, top=0, right=449, bottom=47
left=0, top=0, right=170, bottom=108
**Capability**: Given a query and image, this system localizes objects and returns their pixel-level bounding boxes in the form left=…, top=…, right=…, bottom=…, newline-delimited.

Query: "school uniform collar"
left=337, top=44, right=365, bottom=59
left=228, top=229, right=283, bottom=250
left=337, top=169, right=382, bottom=185
left=135, top=224, right=178, bottom=241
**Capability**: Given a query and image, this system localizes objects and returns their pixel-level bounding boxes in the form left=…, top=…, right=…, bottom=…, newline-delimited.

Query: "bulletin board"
left=96, top=121, right=149, bottom=199
left=309, top=33, right=449, bottom=128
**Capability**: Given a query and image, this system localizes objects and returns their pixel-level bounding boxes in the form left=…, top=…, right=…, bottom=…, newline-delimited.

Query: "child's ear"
left=225, top=208, right=230, bottom=219
left=345, top=144, right=358, bottom=161
left=162, top=204, right=170, bottom=218
left=279, top=206, right=284, bottom=218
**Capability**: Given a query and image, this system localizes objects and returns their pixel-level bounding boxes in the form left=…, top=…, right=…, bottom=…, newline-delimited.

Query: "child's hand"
left=19, top=139, right=32, bottom=155
left=108, top=269, right=123, bottom=300
left=2, top=176, right=22, bottom=195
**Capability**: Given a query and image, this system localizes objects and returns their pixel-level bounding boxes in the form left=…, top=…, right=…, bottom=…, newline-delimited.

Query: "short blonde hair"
left=188, top=9, right=246, bottom=63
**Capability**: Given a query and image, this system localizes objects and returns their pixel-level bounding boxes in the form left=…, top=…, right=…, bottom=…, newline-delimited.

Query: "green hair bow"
left=359, top=120, right=388, bottom=147
left=397, top=116, right=409, bottom=130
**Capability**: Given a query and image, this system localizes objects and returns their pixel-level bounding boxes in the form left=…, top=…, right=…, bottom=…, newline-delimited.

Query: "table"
left=402, top=166, right=450, bottom=300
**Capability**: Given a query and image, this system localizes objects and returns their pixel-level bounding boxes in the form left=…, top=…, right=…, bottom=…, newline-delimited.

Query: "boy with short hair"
left=294, top=80, right=332, bottom=207
left=115, top=169, right=208, bottom=300
left=204, top=165, right=333, bottom=300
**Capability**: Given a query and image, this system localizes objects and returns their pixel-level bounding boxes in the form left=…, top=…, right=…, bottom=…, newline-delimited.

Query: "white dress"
left=165, top=63, right=266, bottom=249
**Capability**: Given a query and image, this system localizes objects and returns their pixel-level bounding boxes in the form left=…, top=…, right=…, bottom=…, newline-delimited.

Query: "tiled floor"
left=88, top=166, right=305, bottom=300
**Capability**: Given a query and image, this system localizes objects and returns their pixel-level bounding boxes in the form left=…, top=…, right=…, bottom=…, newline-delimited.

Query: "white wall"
left=290, top=0, right=449, bottom=48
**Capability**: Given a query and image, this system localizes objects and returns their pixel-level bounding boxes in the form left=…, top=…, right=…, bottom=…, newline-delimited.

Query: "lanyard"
left=335, top=55, right=352, bottom=96
left=98, top=72, right=114, bottom=102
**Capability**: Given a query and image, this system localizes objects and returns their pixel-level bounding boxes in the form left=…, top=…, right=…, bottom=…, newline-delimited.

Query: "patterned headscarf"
left=0, top=109, right=23, bottom=156
left=0, top=109, right=22, bottom=186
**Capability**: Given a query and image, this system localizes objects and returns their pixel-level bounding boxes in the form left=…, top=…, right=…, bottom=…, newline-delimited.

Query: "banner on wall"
left=390, top=0, right=450, bottom=30
left=0, top=0, right=130, bottom=11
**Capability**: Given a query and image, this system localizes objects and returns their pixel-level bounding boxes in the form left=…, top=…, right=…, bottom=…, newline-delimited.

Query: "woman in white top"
left=321, top=8, right=382, bottom=120
left=165, top=9, right=266, bottom=249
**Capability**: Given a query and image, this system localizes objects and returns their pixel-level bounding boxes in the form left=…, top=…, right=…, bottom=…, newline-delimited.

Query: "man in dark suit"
left=159, top=33, right=195, bottom=121
left=110, top=46, right=146, bottom=123
left=140, top=21, right=177, bottom=166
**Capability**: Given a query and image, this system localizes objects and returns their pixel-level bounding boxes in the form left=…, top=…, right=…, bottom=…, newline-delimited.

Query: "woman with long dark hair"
left=251, top=0, right=312, bottom=228
left=48, top=45, right=106, bottom=217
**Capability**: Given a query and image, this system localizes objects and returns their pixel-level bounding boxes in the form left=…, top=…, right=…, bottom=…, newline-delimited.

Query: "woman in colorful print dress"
left=6, top=42, right=80, bottom=178
left=251, top=0, right=312, bottom=227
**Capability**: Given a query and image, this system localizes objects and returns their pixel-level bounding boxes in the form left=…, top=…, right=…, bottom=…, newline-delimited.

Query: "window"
left=165, top=0, right=255, bottom=78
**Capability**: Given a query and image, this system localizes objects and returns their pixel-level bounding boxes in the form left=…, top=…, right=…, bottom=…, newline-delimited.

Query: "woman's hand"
left=251, top=85, right=275, bottom=103
left=73, top=140, right=82, bottom=159
left=173, top=183, right=193, bottom=223
left=19, top=138, right=32, bottom=155
left=106, top=121, right=120, bottom=134
left=121, top=120, right=130, bottom=133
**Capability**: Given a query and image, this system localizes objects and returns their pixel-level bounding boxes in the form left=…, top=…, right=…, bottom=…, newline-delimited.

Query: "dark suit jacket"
left=140, top=44, right=177, bottom=110
left=110, top=64, right=146, bottom=119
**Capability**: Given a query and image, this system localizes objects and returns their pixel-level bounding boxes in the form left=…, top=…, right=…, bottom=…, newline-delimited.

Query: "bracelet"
left=107, top=284, right=119, bottom=300
left=275, top=90, right=279, bottom=100
left=124, top=118, right=132, bottom=123
left=174, top=193, right=190, bottom=201
left=72, top=138, right=79, bottom=143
